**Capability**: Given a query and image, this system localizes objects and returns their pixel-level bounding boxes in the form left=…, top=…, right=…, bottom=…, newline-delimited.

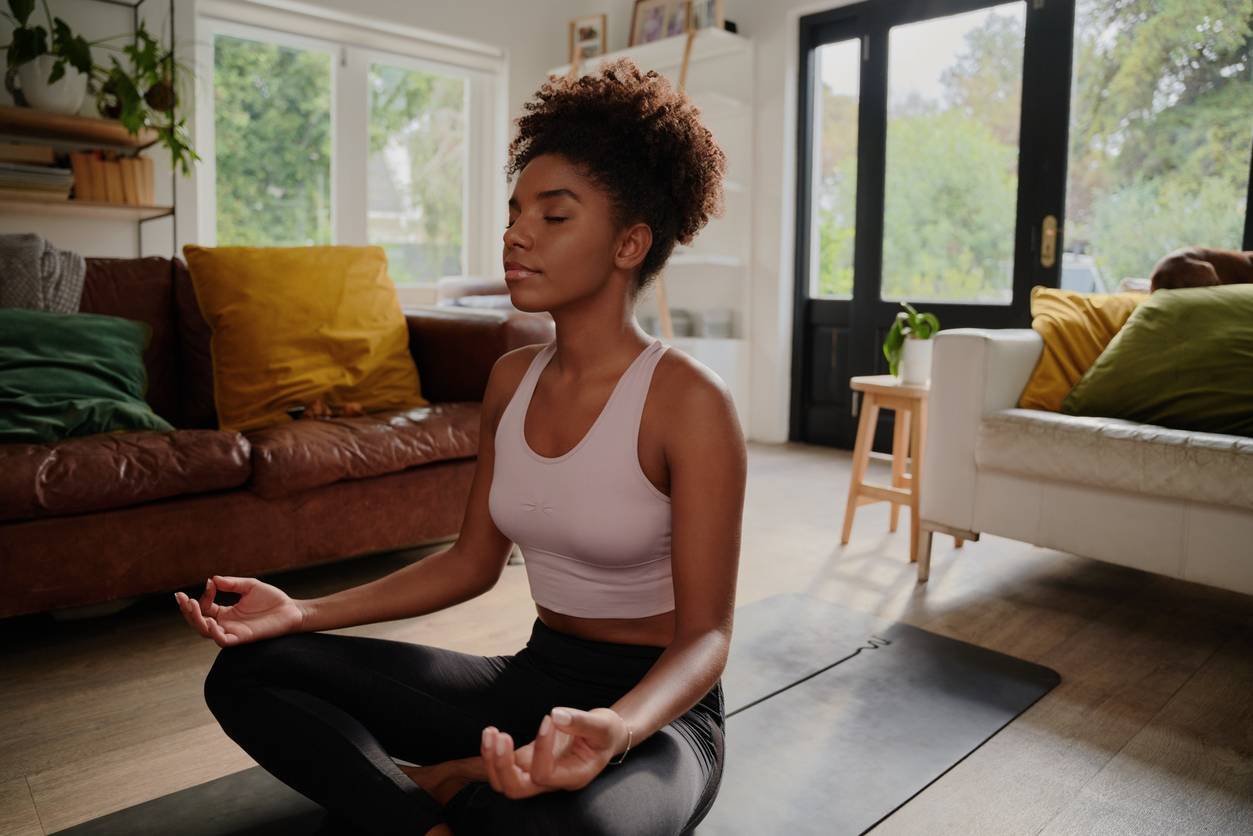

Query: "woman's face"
left=502, top=153, right=650, bottom=314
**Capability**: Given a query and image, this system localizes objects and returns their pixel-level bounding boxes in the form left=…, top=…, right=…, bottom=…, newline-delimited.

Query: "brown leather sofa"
left=0, top=256, right=554, bottom=622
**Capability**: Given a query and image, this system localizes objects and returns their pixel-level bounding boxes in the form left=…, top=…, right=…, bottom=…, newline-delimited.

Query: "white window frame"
left=194, top=0, right=507, bottom=299
left=195, top=19, right=339, bottom=249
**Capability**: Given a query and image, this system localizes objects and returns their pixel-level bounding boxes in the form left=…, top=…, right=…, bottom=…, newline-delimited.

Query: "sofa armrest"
left=435, top=276, right=509, bottom=305
left=920, top=328, right=1043, bottom=531
left=405, top=306, right=555, bottom=402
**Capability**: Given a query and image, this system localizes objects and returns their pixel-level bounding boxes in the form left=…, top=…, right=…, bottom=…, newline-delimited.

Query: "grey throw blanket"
left=0, top=233, right=86, bottom=312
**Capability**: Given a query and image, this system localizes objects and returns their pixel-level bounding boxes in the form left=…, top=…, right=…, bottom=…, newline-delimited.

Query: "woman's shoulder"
left=483, top=342, right=549, bottom=427
left=652, top=345, right=739, bottom=430
left=648, top=345, right=746, bottom=470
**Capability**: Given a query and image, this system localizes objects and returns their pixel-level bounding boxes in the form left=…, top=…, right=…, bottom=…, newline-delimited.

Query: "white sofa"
left=917, top=328, right=1253, bottom=597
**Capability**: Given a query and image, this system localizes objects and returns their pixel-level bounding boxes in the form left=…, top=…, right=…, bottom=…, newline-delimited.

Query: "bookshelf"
left=0, top=104, right=159, bottom=150
left=0, top=0, right=176, bottom=255
left=547, top=27, right=755, bottom=433
left=0, top=195, right=172, bottom=221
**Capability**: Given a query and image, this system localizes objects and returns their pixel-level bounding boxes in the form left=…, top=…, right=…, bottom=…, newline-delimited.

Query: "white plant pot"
left=898, top=337, right=933, bottom=386
left=18, top=56, right=88, bottom=115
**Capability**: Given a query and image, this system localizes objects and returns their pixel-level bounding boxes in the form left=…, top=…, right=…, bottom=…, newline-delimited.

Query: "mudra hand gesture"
left=481, top=706, right=630, bottom=799
left=174, top=575, right=305, bottom=647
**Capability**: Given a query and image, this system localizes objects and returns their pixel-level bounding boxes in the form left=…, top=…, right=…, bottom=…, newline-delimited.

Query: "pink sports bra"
left=488, top=338, right=674, bottom=618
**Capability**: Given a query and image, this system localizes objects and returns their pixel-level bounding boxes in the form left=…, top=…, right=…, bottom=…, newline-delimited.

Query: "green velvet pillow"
left=0, top=308, right=176, bottom=443
left=1061, top=284, right=1253, bottom=437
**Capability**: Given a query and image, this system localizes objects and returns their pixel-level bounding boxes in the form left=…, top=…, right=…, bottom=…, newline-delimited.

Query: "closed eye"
left=505, top=217, right=568, bottom=229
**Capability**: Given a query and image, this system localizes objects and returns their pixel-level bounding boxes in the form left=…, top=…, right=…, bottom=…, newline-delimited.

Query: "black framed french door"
left=790, top=0, right=1075, bottom=449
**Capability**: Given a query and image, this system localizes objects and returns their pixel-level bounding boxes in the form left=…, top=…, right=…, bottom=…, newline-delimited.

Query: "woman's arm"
left=298, top=544, right=494, bottom=633
left=603, top=361, right=747, bottom=755
left=298, top=351, right=528, bottom=633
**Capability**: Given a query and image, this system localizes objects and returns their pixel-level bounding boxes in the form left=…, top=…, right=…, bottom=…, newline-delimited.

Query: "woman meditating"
left=175, top=57, right=746, bottom=835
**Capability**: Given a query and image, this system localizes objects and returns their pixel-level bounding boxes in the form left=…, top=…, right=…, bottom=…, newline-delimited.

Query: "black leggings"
left=202, top=617, right=725, bottom=835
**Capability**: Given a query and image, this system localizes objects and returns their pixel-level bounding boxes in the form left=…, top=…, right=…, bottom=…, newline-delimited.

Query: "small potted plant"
left=882, top=301, right=940, bottom=385
left=2, top=0, right=96, bottom=114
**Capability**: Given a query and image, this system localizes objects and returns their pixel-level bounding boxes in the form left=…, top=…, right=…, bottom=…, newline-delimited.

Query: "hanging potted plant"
left=93, top=18, right=199, bottom=175
left=882, top=301, right=940, bottom=385
left=2, top=0, right=97, bottom=115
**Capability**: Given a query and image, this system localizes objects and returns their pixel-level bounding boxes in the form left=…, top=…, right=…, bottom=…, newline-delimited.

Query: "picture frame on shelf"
left=568, top=13, right=607, bottom=63
left=630, top=0, right=692, bottom=47
left=689, top=0, right=725, bottom=31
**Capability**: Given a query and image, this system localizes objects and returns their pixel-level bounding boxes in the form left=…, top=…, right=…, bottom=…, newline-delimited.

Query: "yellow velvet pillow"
left=183, top=244, right=427, bottom=432
left=1018, top=285, right=1148, bottom=411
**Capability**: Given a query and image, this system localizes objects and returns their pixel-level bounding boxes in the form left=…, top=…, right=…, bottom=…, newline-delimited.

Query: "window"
left=197, top=5, right=502, bottom=288
left=1063, top=0, right=1253, bottom=289
left=367, top=60, right=467, bottom=284
left=880, top=4, right=1025, bottom=304
left=212, top=32, right=334, bottom=247
left=810, top=39, right=861, bottom=300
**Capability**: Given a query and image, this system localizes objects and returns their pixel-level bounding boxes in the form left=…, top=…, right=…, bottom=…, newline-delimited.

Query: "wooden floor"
left=2, top=441, right=1251, bottom=835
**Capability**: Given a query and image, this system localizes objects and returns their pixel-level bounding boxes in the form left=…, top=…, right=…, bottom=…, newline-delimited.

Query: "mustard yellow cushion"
left=1017, top=285, right=1148, bottom=411
left=183, top=244, right=427, bottom=432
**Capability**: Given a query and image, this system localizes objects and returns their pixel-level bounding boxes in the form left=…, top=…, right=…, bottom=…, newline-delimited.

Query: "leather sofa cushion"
left=245, top=402, right=479, bottom=499
left=79, top=257, right=181, bottom=426
left=0, top=430, right=251, bottom=522
left=976, top=408, right=1253, bottom=512
left=173, top=258, right=220, bottom=429
left=405, top=307, right=554, bottom=403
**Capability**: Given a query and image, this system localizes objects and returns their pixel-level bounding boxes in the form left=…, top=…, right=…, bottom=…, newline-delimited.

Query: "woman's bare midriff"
left=537, top=604, right=675, bottom=649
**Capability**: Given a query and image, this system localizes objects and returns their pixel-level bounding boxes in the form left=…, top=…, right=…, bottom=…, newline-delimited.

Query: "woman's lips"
left=505, top=268, right=541, bottom=280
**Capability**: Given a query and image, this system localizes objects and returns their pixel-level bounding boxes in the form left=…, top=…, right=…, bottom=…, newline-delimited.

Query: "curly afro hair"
left=506, top=57, right=727, bottom=299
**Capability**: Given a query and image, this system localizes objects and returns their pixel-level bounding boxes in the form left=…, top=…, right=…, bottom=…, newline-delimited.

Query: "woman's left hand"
left=481, top=707, right=629, bottom=799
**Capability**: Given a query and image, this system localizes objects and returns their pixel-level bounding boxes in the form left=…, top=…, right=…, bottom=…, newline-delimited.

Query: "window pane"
left=213, top=34, right=332, bottom=246
left=811, top=40, right=862, bottom=300
left=1065, top=0, right=1252, bottom=291
left=882, top=4, right=1025, bottom=304
left=811, top=39, right=860, bottom=299
left=368, top=63, right=467, bottom=284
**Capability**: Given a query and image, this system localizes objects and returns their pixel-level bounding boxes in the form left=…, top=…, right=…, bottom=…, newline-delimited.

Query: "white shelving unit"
left=547, top=27, right=754, bottom=435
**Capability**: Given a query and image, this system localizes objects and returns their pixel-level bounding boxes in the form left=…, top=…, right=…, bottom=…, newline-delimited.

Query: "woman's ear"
left=614, top=222, right=653, bottom=272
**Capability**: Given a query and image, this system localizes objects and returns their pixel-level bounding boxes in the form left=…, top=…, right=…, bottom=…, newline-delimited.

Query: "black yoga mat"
left=48, top=765, right=326, bottom=835
left=52, top=594, right=1057, bottom=835
left=694, top=593, right=1060, bottom=835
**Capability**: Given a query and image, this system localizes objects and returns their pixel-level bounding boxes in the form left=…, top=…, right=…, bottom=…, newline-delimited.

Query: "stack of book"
left=0, top=141, right=57, bottom=166
left=68, top=151, right=156, bottom=205
left=0, top=159, right=74, bottom=200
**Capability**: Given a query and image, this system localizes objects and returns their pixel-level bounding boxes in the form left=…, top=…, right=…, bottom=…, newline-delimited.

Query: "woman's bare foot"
left=398, top=763, right=472, bottom=807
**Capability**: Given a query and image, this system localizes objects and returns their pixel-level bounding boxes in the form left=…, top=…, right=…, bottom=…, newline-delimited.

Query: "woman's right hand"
left=174, top=575, right=307, bottom=647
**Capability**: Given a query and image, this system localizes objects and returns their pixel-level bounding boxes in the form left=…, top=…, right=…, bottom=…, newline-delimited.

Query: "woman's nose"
left=503, top=217, right=534, bottom=247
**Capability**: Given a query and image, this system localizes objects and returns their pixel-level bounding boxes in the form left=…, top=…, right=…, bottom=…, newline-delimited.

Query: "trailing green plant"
left=94, top=18, right=199, bottom=175
left=3, top=0, right=98, bottom=86
left=882, top=301, right=940, bottom=376
left=1, top=1, right=199, bottom=176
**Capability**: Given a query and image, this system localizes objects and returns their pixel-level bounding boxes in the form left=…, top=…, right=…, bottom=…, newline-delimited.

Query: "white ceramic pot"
left=898, top=336, right=933, bottom=386
left=17, top=56, right=88, bottom=115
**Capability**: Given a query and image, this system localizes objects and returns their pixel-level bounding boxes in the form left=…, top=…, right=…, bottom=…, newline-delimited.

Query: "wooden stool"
left=840, top=375, right=961, bottom=563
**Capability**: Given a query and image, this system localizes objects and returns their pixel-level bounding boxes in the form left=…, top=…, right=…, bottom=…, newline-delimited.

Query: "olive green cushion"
left=0, top=307, right=175, bottom=443
left=1061, top=284, right=1253, bottom=437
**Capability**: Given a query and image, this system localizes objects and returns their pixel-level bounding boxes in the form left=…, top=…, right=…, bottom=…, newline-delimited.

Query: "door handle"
left=1040, top=214, right=1058, bottom=269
